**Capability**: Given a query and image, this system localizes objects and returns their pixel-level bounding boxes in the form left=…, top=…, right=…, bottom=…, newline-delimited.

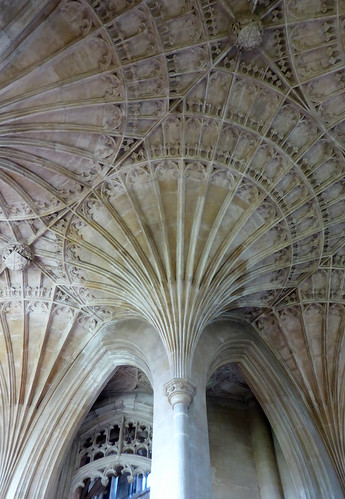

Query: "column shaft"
left=174, top=401, right=190, bottom=498
left=150, top=377, right=212, bottom=499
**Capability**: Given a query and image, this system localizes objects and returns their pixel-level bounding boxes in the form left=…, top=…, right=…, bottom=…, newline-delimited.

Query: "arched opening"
left=6, top=319, right=166, bottom=499
left=207, top=363, right=295, bottom=498
left=58, top=365, right=153, bottom=499
left=192, top=319, right=343, bottom=499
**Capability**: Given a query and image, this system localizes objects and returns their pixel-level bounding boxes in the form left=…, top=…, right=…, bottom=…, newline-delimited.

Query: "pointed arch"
left=194, top=319, right=343, bottom=499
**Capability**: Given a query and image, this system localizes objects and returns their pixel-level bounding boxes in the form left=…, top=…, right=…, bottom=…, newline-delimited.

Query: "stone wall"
left=207, top=396, right=261, bottom=499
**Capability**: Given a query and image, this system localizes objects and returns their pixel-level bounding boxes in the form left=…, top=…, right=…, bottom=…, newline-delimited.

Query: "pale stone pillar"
left=165, top=378, right=196, bottom=499
left=248, top=398, right=283, bottom=498
left=150, top=375, right=212, bottom=499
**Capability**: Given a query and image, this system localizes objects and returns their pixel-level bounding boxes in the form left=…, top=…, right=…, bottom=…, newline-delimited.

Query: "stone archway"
left=6, top=319, right=165, bottom=499
left=206, top=362, right=284, bottom=498
left=193, top=319, right=343, bottom=499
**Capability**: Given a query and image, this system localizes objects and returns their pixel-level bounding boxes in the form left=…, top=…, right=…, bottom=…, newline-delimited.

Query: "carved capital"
left=2, top=243, right=32, bottom=271
left=165, top=378, right=196, bottom=408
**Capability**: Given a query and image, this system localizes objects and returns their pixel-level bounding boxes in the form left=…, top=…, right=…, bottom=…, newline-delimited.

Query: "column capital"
left=165, top=378, right=196, bottom=408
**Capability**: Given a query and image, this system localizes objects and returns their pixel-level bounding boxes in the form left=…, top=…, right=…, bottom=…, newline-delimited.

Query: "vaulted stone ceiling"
left=1, top=0, right=345, bottom=493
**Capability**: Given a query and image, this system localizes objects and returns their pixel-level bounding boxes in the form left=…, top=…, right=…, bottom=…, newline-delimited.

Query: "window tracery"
left=77, top=415, right=152, bottom=468
left=70, top=366, right=153, bottom=499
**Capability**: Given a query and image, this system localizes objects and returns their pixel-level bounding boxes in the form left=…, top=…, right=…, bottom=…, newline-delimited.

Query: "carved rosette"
left=229, top=15, right=263, bottom=50
left=2, top=243, right=32, bottom=271
left=165, top=378, right=196, bottom=408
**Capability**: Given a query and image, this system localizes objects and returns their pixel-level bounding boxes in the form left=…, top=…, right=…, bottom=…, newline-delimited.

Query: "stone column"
left=150, top=369, right=212, bottom=499
left=248, top=398, right=283, bottom=498
left=165, top=378, right=196, bottom=499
